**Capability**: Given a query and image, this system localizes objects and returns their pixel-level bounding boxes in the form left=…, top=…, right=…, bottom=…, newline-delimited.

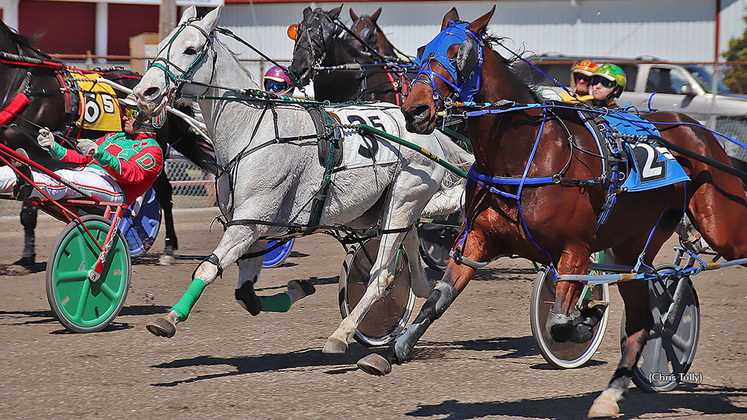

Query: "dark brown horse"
left=0, top=19, right=215, bottom=267
left=287, top=5, right=413, bottom=105
left=358, top=7, right=747, bottom=418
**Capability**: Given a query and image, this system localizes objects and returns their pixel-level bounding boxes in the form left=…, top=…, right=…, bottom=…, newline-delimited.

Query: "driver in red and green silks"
left=0, top=94, right=164, bottom=204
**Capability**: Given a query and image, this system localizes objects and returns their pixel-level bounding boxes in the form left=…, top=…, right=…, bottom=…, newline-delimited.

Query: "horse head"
left=401, top=7, right=494, bottom=134
left=133, top=6, right=222, bottom=116
left=287, top=5, right=343, bottom=87
left=347, top=7, right=393, bottom=58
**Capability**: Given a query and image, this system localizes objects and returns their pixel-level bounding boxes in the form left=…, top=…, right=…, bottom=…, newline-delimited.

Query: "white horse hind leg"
left=146, top=225, right=257, bottom=338
left=323, top=230, right=408, bottom=354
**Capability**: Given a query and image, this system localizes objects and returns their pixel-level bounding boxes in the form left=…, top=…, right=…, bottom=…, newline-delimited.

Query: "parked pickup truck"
left=528, top=55, right=747, bottom=162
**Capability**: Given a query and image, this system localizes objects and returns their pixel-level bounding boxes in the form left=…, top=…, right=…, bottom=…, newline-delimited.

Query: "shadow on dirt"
left=406, top=385, right=747, bottom=419
left=150, top=346, right=373, bottom=387
left=412, top=336, right=539, bottom=361
left=149, top=335, right=543, bottom=387
left=0, top=309, right=57, bottom=325
left=255, top=275, right=339, bottom=292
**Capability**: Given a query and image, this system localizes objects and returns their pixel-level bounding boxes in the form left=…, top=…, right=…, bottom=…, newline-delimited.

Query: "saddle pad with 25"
left=328, top=105, right=403, bottom=170
left=604, top=112, right=690, bottom=192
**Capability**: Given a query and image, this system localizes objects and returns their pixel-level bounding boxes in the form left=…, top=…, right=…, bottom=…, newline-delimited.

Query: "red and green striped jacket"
left=59, top=131, right=163, bottom=204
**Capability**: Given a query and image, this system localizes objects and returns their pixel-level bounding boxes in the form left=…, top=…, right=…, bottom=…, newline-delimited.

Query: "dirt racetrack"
left=2, top=208, right=747, bottom=420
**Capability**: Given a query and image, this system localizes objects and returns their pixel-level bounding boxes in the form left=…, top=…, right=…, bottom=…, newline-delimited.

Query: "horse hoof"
left=159, top=255, right=175, bottom=266
left=146, top=317, right=176, bottom=338
left=322, top=337, right=348, bottom=354
left=357, top=353, right=392, bottom=376
left=587, top=397, right=619, bottom=418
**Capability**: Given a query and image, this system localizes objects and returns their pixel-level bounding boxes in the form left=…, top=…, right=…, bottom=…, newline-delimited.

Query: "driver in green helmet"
left=590, top=63, right=627, bottom=108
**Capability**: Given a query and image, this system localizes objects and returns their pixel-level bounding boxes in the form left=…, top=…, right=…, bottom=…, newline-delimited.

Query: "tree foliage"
left=723, top=13, right=747, bottom=93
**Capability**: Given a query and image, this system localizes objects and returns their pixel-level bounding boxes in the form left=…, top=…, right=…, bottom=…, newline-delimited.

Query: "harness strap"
left=0, top=92, right=29, bottom=125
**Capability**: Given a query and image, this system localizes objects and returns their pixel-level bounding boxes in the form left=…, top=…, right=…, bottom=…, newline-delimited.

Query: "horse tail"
left=160, top=103, right=217, bottom=174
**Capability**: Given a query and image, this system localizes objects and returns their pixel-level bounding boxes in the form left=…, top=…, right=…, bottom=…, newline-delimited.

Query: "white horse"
left=133, top=6, right=472, bottom=353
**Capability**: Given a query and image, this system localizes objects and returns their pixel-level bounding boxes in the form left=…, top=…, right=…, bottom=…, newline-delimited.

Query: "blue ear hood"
left=415, top=20, right=482, bottom=102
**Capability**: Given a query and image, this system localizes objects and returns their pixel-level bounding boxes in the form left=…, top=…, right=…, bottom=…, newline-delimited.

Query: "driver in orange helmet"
left=559, top=60, right=598, bottom=102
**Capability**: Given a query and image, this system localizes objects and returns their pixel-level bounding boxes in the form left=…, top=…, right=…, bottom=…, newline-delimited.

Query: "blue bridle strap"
left=414, top=20, right=483, bottom=104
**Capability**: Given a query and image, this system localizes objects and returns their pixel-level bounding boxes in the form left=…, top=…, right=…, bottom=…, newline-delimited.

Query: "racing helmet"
left=264, top=66, right=292, bottom=93
left=593, top=64, right=627, bottom=91
left=572, top=60, right=598, bottom=77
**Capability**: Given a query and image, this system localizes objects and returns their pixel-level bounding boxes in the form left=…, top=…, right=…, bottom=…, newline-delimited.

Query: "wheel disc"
left=623, top=264, right=700, bottom=392
left=530, top=266, right=610, bottom=368
left=46, top=215, right=131, bottom=332
left=339, top=238, right=414, bottom=346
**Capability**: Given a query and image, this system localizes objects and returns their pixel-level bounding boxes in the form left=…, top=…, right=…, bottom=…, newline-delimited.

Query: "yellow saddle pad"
left=70, top=71, right=123, bottom=132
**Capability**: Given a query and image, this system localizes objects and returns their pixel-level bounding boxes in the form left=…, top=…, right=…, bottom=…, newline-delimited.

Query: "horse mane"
left=0, top=19, right=56, bottom=61
left=483, top=35, right=543, bottom=102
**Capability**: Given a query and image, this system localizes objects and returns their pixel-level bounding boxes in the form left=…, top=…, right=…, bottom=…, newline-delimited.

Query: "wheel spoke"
left=70, top=280, right=91, bottom=323
left=99, top=282, right=119, bottom=302
left=53, top=270, right=89, bottom=283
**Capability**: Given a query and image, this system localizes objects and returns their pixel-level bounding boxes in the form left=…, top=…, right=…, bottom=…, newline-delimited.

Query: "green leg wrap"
left=171, top=279, right=207, bottom=322
left=259, top=293, right=292, bottom=312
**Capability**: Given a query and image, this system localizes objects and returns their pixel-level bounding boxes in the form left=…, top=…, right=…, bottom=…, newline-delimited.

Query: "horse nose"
left=405, top=103, right=431, bottom=125
left=142, top=86, right=161, bottom=101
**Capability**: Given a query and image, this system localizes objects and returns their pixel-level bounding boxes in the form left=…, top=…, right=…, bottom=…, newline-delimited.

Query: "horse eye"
left=185, top=47, right=197, bottom=56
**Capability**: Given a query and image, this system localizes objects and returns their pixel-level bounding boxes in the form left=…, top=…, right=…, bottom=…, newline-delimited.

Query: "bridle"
left=413, top=20, right=484, bottom=109
left=147, top=18, right=217, bottom=102
left=293, top=10, right=342, bottom=74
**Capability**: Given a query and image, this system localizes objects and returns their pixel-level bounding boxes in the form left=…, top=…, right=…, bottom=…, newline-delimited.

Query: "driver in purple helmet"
left=263, top=65, right=294, bottom=95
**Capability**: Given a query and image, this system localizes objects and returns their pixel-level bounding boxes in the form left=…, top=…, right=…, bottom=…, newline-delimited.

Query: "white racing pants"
left=0, top=166, right=124, bottom=203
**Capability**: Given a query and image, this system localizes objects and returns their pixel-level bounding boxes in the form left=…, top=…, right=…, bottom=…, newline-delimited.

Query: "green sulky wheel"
left=46, top=215, right=131, bottom=333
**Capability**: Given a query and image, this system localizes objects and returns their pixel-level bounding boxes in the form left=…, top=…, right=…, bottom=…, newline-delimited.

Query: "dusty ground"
left=1, top=208, right=747, bottom=420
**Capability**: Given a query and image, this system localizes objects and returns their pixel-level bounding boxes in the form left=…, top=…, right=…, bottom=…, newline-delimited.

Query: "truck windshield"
left=684, top=65, right=733, bottom=94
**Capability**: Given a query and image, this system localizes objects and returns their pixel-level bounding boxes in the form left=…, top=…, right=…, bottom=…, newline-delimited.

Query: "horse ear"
left=441, top=7, right=459, bottom=30
left=467, top=5, right=495, bottom=36
left=329, top=5, right=343, bottom=20
left=178, top=5, right=198, bottom=26
left=369, top=7, right=382, bottom=23
left=350, top=8, right=358, bottom=22
left=198, top=6, right=222, bottom=32
left=303, top=7, right=312, bottom=18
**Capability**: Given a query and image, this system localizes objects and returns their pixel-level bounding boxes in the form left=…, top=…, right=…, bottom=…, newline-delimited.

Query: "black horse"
left=0, top=19, right=216, bottom=268
left=288, top=5, right=415, bottom=104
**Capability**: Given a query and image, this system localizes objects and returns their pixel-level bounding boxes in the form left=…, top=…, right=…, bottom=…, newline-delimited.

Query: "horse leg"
left=323, top=229, right=411, bottom=354
left=357, top=226, right=491, bottom=376
left=153, top=172, right=178, bottom=255
left=234, top=245, right=315, bottom=314
left=588, top=280, right=651, bottom=418
left=146, top=224, right=258, bottom=338
left=15, top=202, right=36, bottom=267
left=546, top=246, right=594, bottom=343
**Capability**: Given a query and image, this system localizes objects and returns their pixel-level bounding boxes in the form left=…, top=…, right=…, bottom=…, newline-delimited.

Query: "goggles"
left=124, top=107, right=140, bottom=120
left=573, top=73, right=591, bottom=83
left=591, top=75, right=616, bottom=89
left=265, top=80, right=289, bottom=93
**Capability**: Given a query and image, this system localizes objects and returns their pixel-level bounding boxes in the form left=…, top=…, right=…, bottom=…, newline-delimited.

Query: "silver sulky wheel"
left=621, top=263, right=700, bottom=392
left=338, top=237, right=415, bottom=347
left=530, top=266, right=610, bottom=369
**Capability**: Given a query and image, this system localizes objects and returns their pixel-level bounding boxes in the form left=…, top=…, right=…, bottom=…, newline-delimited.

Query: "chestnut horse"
left=0, top=19, right=215, bottom=266
left=357, top=7, right=747, bottom=418
left=288, top=5, right=413, bottom=105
